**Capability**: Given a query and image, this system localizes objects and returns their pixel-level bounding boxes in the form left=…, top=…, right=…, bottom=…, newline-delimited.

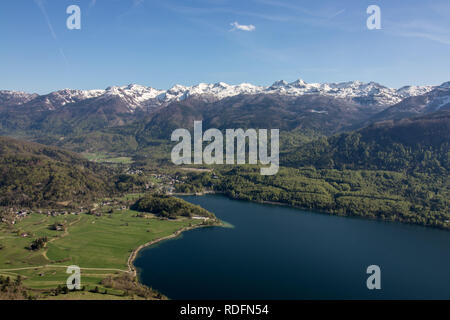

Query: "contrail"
left=34, top=0, right=57, bottom=40
left=34, top=0, right=69, bottom=67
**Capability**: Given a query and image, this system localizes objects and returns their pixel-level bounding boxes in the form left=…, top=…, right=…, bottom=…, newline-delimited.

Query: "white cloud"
left=230, top=21, right=255, bottom=32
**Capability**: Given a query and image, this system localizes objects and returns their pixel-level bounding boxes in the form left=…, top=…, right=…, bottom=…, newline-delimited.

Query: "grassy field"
left=0, top=208, right=204, bottom=299
left=1, top=267, right=115, bottom=290
left=81, top=152, right=133, bottom=164
left=0, top=214, right=80, bottom=269
left=43, top=291, right=145, bottom=300
left=46, top=210, right=200, bottom=269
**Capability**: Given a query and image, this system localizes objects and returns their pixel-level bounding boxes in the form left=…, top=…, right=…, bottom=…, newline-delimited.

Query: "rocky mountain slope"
left=364, top=82, right=450, bottom=124
left=0, top=79, right=437, bottom=113
left=0, top=79, right=448, bottom=151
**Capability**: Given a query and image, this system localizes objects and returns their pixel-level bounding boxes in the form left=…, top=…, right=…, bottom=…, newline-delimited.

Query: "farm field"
left=0, top=207, right=204, bottom=299
left=81, top=152, right=133, bottom=164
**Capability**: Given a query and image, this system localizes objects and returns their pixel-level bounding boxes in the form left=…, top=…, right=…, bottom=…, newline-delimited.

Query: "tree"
left=30, top=236, right=48, bottom=251
left=15, top=275, right=22, bottom=286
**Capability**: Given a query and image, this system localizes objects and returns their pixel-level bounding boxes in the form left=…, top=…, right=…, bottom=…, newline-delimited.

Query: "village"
left=0, top=170, right=198, bottom=226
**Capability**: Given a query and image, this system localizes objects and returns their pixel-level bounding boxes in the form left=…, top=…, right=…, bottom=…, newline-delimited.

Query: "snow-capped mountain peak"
left=0, top=90, right=38, bottom=107
left=270, top=80, right=289, bottom=88
left=100, top=84, right=165, bottom=110
left=438, top=81, right=450, bottom=89
left=2, top=79, right=444, bottom=113
left=396, top=85, right=435, bottom=97
left=289, top=79, right=308, bottom=88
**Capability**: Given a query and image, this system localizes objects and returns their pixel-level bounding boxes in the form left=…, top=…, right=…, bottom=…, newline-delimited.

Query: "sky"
left=1, top=0, right=450, bottom=94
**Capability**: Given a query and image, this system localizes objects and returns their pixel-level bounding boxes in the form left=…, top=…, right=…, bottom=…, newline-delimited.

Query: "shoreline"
left=170, top=190, right=222, bottom=196
left=176, top=191, right=450, bottom=231
left=127, top=219, right=222, bottom=277
left=243, top=198, right=450, bottom=231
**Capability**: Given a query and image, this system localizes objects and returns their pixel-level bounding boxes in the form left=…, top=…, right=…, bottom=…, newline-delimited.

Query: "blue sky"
left=1, top=0, right=450, bottom=94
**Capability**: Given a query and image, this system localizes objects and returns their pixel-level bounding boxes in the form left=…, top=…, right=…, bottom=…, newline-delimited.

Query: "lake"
left=134, top=194, right=450, bottom=299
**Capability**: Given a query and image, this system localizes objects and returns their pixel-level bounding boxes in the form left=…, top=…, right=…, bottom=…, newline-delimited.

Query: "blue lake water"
left=134, top=194, right=450, bottom=299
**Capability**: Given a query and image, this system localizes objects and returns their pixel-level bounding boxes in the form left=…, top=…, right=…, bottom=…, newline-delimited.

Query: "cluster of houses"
left=53, top=223, right=66, bottom=231
left=16, top=210, right=29, bottom=218
left=150, top=173, right=184, bottom=194
left=19, top=209, right=82, bottom=217
left=151, top=173, right=183, bottom=183
left=87, top=200, right=128, bottom=216
left=46, top=210, right=80, bottom=217
left=98, top=200, right=127, bottom=210
left=126, top=168, right=143, bottom=175
left=0, top=209, right=31, bottom=225
left=1, top=217, right=13, bottom=224
left=0, top=208, right=83, bottom=226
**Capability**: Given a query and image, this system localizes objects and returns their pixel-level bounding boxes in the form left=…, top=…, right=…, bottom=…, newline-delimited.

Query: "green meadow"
left=46, top=210, right=200, bottom=269
left=0, top=208, right=203, bottom=298
left=81, top=152, right=133, bottom=164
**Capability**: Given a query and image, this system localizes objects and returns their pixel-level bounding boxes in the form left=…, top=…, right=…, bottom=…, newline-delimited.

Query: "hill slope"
left=282, top=110, right=450, bottom=173
left=0, top=136, right=115, bottom=207
left=140, top=93, right=384, bottom=139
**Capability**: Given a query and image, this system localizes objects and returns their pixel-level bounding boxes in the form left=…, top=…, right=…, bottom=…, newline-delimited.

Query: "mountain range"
left=0, top=78, right=448, bottom=228
left=0, top=78, right=449, bottom=157
left=0, top=79, right=440, bottom=112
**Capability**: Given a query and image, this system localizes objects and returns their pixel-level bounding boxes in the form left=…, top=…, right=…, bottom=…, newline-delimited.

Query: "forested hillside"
left=282, top=110, right=449, bottom=174
left=178, top=167, right=450, bottom=229
left=131, top=194, right=215, bottom=219
left=0, top=136, right=115, bottom=207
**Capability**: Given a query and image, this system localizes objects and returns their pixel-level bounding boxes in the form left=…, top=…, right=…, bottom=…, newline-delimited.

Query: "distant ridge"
left=0, top=79, right=440, bottom=113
